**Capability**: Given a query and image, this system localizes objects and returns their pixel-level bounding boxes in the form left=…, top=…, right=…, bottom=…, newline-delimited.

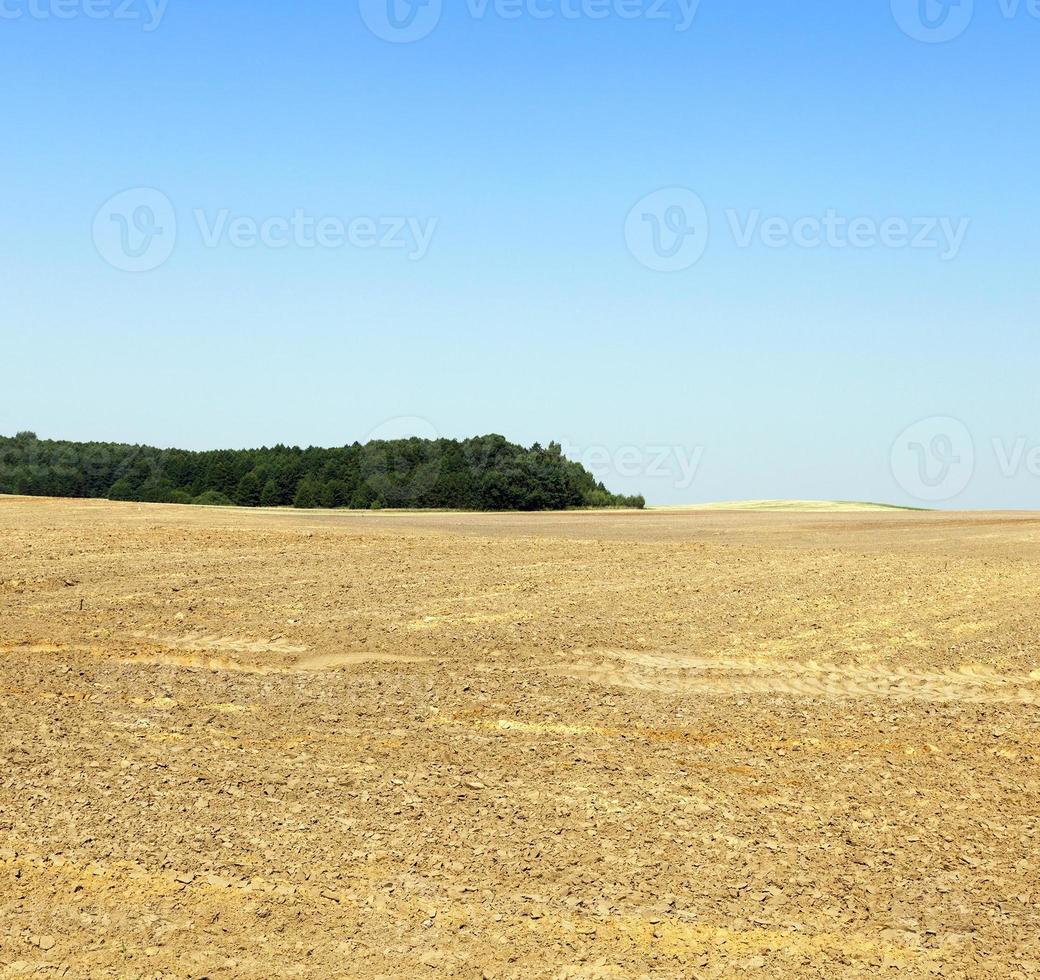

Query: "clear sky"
left=2, top=0, right=1038, bottom=507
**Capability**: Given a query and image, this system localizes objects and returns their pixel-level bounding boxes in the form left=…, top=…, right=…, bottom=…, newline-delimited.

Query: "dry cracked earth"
left=1, top=496, right=1039, bottom=978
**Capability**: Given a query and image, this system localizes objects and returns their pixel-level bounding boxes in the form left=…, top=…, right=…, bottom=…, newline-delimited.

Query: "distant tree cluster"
left=0, top=432, right=645, bottom=511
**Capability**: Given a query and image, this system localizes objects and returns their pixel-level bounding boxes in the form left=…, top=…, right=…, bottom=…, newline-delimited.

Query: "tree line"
left=0, top=432, right=645, bottom=511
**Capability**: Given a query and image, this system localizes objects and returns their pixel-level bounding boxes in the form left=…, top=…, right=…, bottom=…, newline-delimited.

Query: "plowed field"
left=2, top=497, right=1038, bottom=978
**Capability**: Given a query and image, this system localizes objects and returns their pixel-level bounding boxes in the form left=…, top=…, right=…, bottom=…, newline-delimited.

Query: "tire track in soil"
left=559, top=649, right=1040, bottom=704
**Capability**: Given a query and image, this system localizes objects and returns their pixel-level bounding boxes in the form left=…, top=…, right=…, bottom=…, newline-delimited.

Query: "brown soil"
left=1, top=496, right=1038, bottom=978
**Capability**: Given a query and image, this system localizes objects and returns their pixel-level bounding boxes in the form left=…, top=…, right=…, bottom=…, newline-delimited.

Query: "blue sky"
left=1, top=0, right=1038, bottom=506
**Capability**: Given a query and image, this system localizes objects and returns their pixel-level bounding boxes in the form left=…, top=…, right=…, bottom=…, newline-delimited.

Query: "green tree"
left=260, top=478, right=280, bottom=508
left=193, top=490, right=233, bottom=507
left=293, top=476, right=320, bottom=509
left=235, top=471, right=262, bottom=507
left=0, top=433, right=645, bottom=512
left=319, top=480, right=348, bottom=508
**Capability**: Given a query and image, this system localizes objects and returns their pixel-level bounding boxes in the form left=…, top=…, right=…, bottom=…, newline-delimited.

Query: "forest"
left=0, top=432, right=645, bottom=511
